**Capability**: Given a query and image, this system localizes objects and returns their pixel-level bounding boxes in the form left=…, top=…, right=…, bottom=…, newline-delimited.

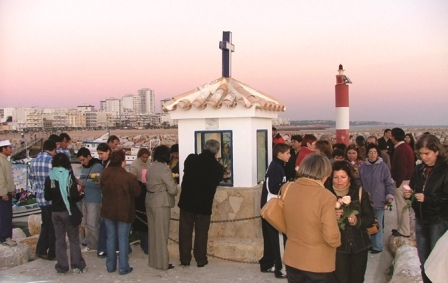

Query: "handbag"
left=69, top=199, right=83, bottom=226
left=260, top=182, right=292, bottom=234
left=359, top=188, right=380, bottom=235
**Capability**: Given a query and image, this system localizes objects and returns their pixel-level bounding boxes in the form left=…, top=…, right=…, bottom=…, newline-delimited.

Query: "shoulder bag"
left=260, top=182, right=292, bottom=234
left=69, top=199, right=83, bottom=226
left=359, top=188, right=380, bottom=235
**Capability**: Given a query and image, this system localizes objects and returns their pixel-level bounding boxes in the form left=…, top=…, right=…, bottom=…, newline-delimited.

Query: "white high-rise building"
left=138, top=88, right=155, bottom=114
left=121, top=94, right=140, bottom=113
left=105, top=97, right=121, bottom=116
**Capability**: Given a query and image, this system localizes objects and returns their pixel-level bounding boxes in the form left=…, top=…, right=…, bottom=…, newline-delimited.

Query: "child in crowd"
left=259, top=143, right=291, bottom=279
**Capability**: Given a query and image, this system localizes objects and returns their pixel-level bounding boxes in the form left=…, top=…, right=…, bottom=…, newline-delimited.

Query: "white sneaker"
left=81, top=247, right=95, bottom=252
left=73, top=267, right=88, bottom=274
left=1, top=238, right=17, bottom=247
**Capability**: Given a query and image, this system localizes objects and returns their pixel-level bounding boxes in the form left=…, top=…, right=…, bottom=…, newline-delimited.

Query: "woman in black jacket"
left=404, top=134, right=448, bottom=283
left=326, top=161, right=375, bottom=283
left=44, top=153, right=86, bottom=274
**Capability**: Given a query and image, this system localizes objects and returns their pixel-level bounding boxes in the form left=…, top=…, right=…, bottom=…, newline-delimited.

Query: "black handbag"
left=359, top=188, right=380, bottom=235
left=69, top=200, right=83, bottom=226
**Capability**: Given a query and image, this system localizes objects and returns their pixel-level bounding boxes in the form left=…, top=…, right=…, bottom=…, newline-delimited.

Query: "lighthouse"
left=335, top=64, right=352, bottom=145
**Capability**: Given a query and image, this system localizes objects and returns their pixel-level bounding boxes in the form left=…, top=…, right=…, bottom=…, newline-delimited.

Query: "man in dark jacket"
left=177, top=139, right=223, bottom=267
left=285, top=135, right=302, bottom=181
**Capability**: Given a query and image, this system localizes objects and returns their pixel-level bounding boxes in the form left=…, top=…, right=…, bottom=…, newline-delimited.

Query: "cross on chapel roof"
left=219, top=31, right=235, bottom=78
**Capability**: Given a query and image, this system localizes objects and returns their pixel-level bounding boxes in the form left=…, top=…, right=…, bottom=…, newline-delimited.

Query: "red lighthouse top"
left=336, top=64, right=352, bottom=85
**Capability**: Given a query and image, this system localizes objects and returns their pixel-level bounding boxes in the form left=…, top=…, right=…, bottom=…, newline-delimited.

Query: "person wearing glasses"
left=357, top=144, right=394, bottom=254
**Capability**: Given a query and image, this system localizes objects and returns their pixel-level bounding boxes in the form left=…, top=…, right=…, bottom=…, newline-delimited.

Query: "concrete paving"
left=1, top=210, right=397, bottom=283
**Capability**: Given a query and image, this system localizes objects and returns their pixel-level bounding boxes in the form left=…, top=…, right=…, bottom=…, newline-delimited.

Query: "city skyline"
left=1, top=1, right=447, bottom=125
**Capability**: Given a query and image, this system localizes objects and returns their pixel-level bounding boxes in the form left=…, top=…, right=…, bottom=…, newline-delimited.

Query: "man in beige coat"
left=0, top=140, right=17, bottom=247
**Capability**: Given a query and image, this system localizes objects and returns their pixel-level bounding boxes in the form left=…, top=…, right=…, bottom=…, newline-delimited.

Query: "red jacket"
left=273, top=133, right=285, bottom=145
left=391, top=142, right=414, bottom=187
left=295, top=146, right=314, bottom=167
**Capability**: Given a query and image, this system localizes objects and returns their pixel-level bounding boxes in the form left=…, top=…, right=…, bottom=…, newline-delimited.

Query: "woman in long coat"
left=146, top=145, right=178, bottom=270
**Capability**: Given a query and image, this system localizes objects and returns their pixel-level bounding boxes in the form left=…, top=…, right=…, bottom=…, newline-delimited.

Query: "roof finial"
left=219, top=31, right=235, bottom=78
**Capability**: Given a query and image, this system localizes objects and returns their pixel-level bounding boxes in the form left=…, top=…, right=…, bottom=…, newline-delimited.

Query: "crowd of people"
left=0, top=132, right=223, bottom=277
left=1, top=127, right=447, bottom=282
left=266, top=127, right=448, bottom=282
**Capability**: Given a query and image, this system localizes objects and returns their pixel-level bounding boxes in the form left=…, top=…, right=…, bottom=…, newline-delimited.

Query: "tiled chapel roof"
left=162, top=77, right=286, bottom=113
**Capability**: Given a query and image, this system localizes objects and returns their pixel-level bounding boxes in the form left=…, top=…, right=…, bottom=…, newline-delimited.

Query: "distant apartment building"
left=85, top=112, right=97, bottom=128
left=77, top=105, right=95, bottom=113
left=121, top=94, right=141, bottom=114
left=160, top=112, right=177, bottom=126
left=100, top=100, right=106, bottom=111
left=105, top=97, right=121, bottom=116
left=0, top=107, right=15, bottom=124
left=138, top=88, right=155, bottom=114
left=96, top=111, right=113, bottom=128
left=68, top=109, right=86, bottom=128
left=272, top=117, right=291, bottom=126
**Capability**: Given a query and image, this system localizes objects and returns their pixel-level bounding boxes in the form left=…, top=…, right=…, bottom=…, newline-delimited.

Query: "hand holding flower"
left=402, top=184, right=415, bottom=211
left=335, top=196, right=359, bottom=230
left=403, top=184, right=413, bottom=198
left=91, top=173, right=101, bottom=183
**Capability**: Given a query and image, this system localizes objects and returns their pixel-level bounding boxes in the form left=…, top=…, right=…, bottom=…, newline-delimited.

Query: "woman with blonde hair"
left=283, top=153, right=341, bottom=282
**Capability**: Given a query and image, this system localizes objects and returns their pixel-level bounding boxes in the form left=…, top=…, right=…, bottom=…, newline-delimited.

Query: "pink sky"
left=1, top=0, right=447, bottom=125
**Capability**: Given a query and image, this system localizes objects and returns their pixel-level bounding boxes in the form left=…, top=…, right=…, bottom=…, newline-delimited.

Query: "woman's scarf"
left=49, top=167, right=73, bottom=215
left=333, top=183, right=350, bottom=197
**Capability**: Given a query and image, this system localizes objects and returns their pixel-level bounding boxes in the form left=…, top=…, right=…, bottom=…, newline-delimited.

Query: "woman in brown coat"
left=100, top=150, right=140, bottom=275
left=283, top=153, right=341, bottom=283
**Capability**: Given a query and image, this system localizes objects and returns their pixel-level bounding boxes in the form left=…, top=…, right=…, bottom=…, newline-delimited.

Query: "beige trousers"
left=394, top=180, right=411, bottom=236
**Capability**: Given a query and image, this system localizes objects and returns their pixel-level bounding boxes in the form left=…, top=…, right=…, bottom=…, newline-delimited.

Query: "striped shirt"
left=29, top=151, right=53, bottom=206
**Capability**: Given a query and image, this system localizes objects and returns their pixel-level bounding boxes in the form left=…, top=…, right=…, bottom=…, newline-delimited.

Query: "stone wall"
left=168, top=184, right=264, bottom=262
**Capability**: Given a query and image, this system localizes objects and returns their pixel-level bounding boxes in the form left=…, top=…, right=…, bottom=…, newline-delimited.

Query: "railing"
left=11, top=138, right=43, bottom=158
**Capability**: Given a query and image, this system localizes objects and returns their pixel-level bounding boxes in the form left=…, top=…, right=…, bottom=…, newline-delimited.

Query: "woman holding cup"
left=403, top=134, right=448, bottom=283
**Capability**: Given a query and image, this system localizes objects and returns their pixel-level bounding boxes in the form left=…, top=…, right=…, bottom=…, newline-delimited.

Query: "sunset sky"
left=1, top=0, right=447, bottom=125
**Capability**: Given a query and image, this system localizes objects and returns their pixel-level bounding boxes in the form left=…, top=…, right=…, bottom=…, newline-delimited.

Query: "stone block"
left=390, top=245, right=422, bottom=283
left=0, top=244, right=30, bottom=270
left=12, top=228, right=27, bottom=241
left=28, top=215, right=41, bottom=236
left=387, top=234, right=417, bottom=257
left=18, top=235, right=39, bottom=256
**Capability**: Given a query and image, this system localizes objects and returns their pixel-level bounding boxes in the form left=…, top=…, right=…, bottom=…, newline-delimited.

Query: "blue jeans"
left=97, top=216, right=107, bottom=253
left=415, top=217, right=448, bottom=282
left=371, top=209, right=385, bottom=251
left=104, top=218, right=131, bottom=274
